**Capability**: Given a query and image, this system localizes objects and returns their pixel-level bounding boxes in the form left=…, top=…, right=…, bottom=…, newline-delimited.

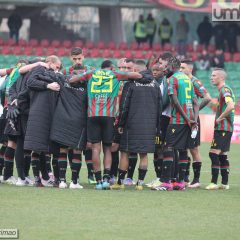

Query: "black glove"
left=6, top=105, right=20, bottom=120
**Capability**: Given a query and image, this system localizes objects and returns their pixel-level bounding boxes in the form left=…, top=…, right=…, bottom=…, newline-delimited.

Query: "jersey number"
left=91, top=75, right=113, bottom=93
left=184, top=79, right=192, bottom=99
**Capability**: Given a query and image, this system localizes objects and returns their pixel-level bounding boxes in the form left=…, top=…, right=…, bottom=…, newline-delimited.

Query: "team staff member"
left=69, top=60, right=142, bottom=190
left=206, top=68, right=235, bottom=190
left=180, top=59, right=212, bottom=188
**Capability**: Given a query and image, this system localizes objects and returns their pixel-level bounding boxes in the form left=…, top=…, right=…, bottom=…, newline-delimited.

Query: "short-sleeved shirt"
left=168, top=71, right=195, bottom=125
left=191, top=75, right=208, bottom=99
left=76, top=69, right=129, bottom=117
left=215, top=85, right=235, bottom=132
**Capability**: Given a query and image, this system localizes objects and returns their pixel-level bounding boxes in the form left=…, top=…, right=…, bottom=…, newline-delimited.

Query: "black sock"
left=58, top=152, right=68, bottom=182
left=52, top=154, right=59, bottom=181
left=172, top=149, right=179, bottom=181
left=71, top=153, right=82, bottom=184
left=110, top=151, right=119, bottom=178
left=153, top=152, right=162, bottom=178
left=117, top=169, right=127, bottom=185
left=24, top=151, right=31, bottom=177
left=192, top=161, right=202, bottom=182
left=85, top=149, right=94, bottom=178
left=219, top=155, right=229, bottom=185
left=162, top=149, right=174, bottom=183
left=127, top=153, right=137, bottom=179
left=103, top=168, right=110, bottom=181
left=209, top=152, right=220, bottom=184
left=138, top=168, right=147, bottom=182
left=45, top=154, right=52, bottom=173
left=3, top=147, right=15, bottom=180
left=178, top=150, right=188, bottom=182
left=95, top=171, right=102, bottom=183
left=31, top=152, right=40, bottom=180
left=68, top=149, right=73, bottom=170
left=0, top=145, right=6, bottom=175
left=184, top=156, right=191, bottom=181
left=40, top=153, right=49, bottom=181
left=15, top=137, right=26, bottom=180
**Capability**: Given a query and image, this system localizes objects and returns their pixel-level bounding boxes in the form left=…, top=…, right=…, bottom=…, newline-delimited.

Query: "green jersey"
left=168, top=71, right=195, bottom=124
left=76, top=69, right=129, bottom=117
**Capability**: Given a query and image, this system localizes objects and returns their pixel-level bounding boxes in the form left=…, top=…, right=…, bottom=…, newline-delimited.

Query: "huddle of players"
left=0, top=47, right=235, bottom=191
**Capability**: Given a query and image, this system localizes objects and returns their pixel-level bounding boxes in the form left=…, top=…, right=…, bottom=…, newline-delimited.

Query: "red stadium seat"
left=191, top=52, right=198, bottom=61
left=51, top=40, right=61, bottom=48
left=112, top=50, right=122, bottom=58
left=108, top=41, right=117, bottom=50
left=124, top=50, right=132, bottom=58
left=0, top=38, right=4, bottom=46
left=90, top=49, right=100, bottom=58
left=12, top=46, right=23, bottom=55
left=82, top=48, right=90, bottom=57
left=1, top=47, right=12, bottom=55
left=153, top=43, right=161, bottom=51
left=85, top=41, right=94, bottom=49
left=57, top=48, right=66, bottom=57
left=45, top=47, right=56, bottom=55
left=23, top=47, right=33, bottom=56
left=18, top=39, right=27, bottom=47
left=102, top=49, right=112, bottom=58
left=40, top=39, right=50, bottom=48
left=141, top=43, right=150, bottom=51
left=187, top=44, right=193, bottom=52
left=134, top=51, right=145, bottom=59
left=233, top=53, right=240, bottom=62
left=29, top=39, right=39, bottom=47
left=63, top=40, right=72, bottom=49
left=96, top=41, right=105, bottom=49
left=130, top=42, right=138, bottom=50
left=196, top=44, right=204, bottom=53
left=163, top=43, right=172, bottom=51
left=74, top=40, right=83, bottom=48
left=34, top=47, right=44, bottom=56
left=224, top=52, right=231, bottom=62
left=5, top=39, right=16, bottom=46
left=145, top=51, right=154, bottom=59
left=119, top=42, right=128, bottom=50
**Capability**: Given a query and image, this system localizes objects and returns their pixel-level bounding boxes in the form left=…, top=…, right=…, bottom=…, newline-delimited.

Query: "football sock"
left=52, top=155, right=59, bottom=181
left=178, top=150, right=189, bottom=182
left=71, top=153, right=82, bottom=184
left=153, top=152, right=162, bottom=179
left=209, top=152, right=220, bottom=184
left=0, top=145, right=6, bottom=175
left=95, top=171, right=102, bottom=183
left=162, top=149, right=174, bottom=183
left=3, top=147, right=15, bottom=180
left=117, top=169, right=127, bottom=185
left=31, top=152, right=40, bottom=180
left=138, top=168, right=147, bottom=182
left=85, top=149, right=94, bottom=178
left=24, top=150, right=31, bottom=177
left=68, top=149, right=73, bottom=169
left=45, top=154, right=52, bottom=173
left=58, top=152, right=68, bottom=182
left=127, top=153, right=137, bottom=179
left=110, top=151, right=119, bottom=178
left=103, top=168, right=110, bottom=181
left=192, top=161, right=202, bottom=182
left=219, top=155, right=229, bottom=185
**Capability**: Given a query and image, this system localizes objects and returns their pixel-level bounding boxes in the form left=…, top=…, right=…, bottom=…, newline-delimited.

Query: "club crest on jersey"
left=172, top=129, right=175, bottom=133
left=222, top=132, right=226, bottom=136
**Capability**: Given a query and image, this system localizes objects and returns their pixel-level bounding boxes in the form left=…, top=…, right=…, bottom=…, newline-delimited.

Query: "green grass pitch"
left=0, top=143, right=239, bottom=240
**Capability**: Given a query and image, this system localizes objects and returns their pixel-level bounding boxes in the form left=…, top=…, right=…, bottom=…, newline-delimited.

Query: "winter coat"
left=50, top=82, right=87, bottom=150
left=24, top=66, right=59, bottom=153
left=118, top=72, right=162, bottom=153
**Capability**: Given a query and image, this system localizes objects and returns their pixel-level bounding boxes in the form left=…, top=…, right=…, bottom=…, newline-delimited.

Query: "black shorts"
left=87, top=117, right=114, bottom=146
left=188, top=117, right=201, bottom=148
left=164, top=124, right=192, bottom=150
left=113, top=125, right=121, bottom=144
left=211, top=130, right=232, bottom=152
left=155, top=115, right=170, bottom=150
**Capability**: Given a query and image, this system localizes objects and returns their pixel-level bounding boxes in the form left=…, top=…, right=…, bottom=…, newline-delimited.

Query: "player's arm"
left=216, top=96, right=235, bottom=123
left=193, top=97, right=199, bottom=123
left=115, top=71, right=142, bottom=81
left=69, top=71, right=92, bottom=84
left=19, top=62, right=48, bottom=74
left=199, top=92, right=211, bottom=110
left=0, top=68, right=13, bottom=76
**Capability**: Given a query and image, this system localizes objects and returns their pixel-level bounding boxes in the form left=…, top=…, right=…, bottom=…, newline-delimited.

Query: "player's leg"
left=70, top=149, right=83, bottom=189
left=58, top=147, right=68, bottom=188
left=136, top=153, right=148, bottom=190
left=84, top=148, right=95, bottom=184
left=124, top=152, right=137, bottom=185
left=0, top=145, right=6, bottom=182
left=219, top=151, right=230, bottom=189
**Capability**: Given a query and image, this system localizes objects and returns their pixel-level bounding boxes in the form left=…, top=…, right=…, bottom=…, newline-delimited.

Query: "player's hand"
left=187, top=119, right=196, bottom=128
left=11, top=99, right=18, bottom=106
left=216, top=117, right=225, bottom=124
left=47, top=82, right=60, bottom=91
left=118, top=127, right=123, bottom=134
